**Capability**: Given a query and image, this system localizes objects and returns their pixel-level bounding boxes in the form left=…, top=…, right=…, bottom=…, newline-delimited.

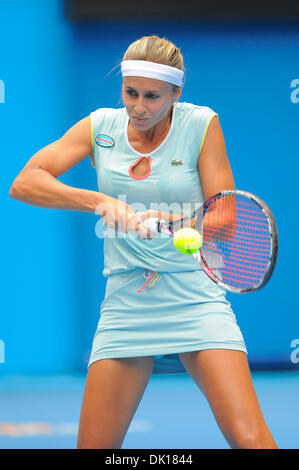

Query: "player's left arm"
left=198, top=115, right=235, bottom=200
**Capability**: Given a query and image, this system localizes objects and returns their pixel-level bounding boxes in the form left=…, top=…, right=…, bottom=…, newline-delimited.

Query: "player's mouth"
left=132, top=116, right=148, bottom=124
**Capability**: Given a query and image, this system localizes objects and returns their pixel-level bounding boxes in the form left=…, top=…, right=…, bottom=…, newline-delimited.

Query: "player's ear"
left=173, top=86, right=182, bottom=103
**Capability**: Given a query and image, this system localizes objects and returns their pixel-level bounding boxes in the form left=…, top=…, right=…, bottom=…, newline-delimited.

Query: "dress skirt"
left=88, top=267, right=247, bottom=375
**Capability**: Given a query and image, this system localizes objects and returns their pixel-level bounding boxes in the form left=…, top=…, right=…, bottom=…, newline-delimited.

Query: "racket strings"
left=201, top=194, right=272, bottom=290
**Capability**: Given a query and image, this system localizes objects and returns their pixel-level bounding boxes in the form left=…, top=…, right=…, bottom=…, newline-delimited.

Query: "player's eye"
left=126, top=89, right=137, bottom=97
left=145, top=93, right=159, bottom=99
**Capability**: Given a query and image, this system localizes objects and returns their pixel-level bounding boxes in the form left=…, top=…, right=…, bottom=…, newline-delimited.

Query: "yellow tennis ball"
left=173, top=228, right=203, bottom=255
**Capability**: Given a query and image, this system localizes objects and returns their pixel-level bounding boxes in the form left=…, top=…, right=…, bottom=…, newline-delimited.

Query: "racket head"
left=199, top=190, right=278, bottom=293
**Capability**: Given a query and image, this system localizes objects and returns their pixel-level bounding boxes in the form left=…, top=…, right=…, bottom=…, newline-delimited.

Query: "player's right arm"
left=9, top=116, right=113, bottom=214
left=9, top=116, right=152, bottom=237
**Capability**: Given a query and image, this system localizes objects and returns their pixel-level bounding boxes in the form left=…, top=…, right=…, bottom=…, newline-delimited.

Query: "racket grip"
left=128, top=212, right=170, bottom=234
left=142, top=217, right=160, bottom=233
left=143, top=216, right=171, bottom=234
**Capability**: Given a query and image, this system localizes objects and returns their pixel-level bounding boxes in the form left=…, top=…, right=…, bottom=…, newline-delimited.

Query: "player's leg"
left=77, top=355, right=154, bottom=449
left=179, top=349, right=277, bottom=449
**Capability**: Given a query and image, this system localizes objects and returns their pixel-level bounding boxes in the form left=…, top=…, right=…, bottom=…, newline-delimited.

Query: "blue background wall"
left=1, top=0, right=298, bottom=374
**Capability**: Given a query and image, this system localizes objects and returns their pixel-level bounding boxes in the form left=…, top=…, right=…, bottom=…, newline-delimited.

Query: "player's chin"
left=130, top=117, right=151, bottom=129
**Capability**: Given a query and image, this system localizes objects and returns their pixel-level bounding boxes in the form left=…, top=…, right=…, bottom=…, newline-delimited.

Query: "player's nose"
left=134, top=97, right=146, bottom=115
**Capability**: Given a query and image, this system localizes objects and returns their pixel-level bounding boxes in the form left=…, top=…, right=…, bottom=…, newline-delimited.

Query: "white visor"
left=121, top=60, right=184, bottom=87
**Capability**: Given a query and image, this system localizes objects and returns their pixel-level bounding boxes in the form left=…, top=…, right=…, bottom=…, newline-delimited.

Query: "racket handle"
left=141, top=216, right=171, bottom=234
left=128, top=212, right=171, bottom=234
left=142, top=217, right=159, bottom=233
left=143, top=217, right=168, bottom=233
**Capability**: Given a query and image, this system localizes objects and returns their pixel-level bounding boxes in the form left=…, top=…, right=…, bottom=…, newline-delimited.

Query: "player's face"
left=122, top=76, right=181, bottom=131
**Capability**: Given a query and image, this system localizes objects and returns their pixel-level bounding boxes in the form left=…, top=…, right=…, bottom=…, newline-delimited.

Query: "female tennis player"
left=9, top=35, right=277, bottom=449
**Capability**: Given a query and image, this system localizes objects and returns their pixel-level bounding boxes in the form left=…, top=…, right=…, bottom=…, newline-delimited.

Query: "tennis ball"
left=173, top=228, right=203, bottom=255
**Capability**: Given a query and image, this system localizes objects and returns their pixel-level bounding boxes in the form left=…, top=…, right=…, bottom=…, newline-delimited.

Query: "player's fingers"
left=138, top=209, right=165, bottom=222
left=139, top=210, right=186, bottom=225
left=126, top=212, right=141, bottom=231
left=137, top=214, right=159, bottom=238
left=126, top=212, right=154, bottom=239
left=136, top=222, right=155, bottom=240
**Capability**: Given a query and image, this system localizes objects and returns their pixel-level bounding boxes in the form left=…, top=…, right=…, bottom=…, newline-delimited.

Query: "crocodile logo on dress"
left=171, top=159, right=183, bottom=166
left=95, top=134, right=114, bottom=148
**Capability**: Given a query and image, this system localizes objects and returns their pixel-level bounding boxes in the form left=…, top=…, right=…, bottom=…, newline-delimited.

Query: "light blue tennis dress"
left=88, top=101, right=247, bottom=374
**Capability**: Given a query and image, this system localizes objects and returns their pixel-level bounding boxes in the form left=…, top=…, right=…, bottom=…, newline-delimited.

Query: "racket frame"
left=159, top=190, right=278, bottom=293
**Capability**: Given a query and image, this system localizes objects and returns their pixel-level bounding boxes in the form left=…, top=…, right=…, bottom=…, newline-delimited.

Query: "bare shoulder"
left=198, top=115, right=227, bottom=167
left=62, top=115, right=92, bottom=142
left=202, top=114, right=223, bottom=145
left=197, top=115, right=234, bottom=199
left=16, top=116, right=93, bottom=179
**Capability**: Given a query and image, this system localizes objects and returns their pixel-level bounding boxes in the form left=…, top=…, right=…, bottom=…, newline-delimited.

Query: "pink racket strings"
left=200, top=193, right=273, bottom=291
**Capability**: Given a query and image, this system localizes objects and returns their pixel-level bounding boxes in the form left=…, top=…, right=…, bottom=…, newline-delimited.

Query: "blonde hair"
left=123, top=35, right=184, bottom=90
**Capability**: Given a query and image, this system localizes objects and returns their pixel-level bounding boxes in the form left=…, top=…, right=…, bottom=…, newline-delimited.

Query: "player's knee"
left=77, top=426, right=124, bottom=449
left=233, top=432, right=260, bottom=449
left=77, top=436, right=123, bottom=449
left=232, top=429, right=274, bottom=449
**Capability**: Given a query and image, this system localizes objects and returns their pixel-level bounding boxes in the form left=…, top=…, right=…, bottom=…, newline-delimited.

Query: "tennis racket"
left=142, top=190, right=278, bottom=293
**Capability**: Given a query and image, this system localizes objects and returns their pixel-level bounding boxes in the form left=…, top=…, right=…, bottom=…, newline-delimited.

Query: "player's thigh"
left=77, top=355, right=154, bottom=449
left=179, top=349, right=277, bottom=448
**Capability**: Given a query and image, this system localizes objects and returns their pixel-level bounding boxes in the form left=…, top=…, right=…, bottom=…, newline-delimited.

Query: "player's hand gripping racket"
left=143, top=190, right=278, bottom=293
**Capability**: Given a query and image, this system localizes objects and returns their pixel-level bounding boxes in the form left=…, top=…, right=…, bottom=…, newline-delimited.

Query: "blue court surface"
left=0, top=371, right=298, bottom=449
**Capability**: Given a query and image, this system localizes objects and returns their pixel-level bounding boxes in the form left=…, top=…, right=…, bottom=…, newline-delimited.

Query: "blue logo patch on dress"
left=95, top=134, right=114, bottom=148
